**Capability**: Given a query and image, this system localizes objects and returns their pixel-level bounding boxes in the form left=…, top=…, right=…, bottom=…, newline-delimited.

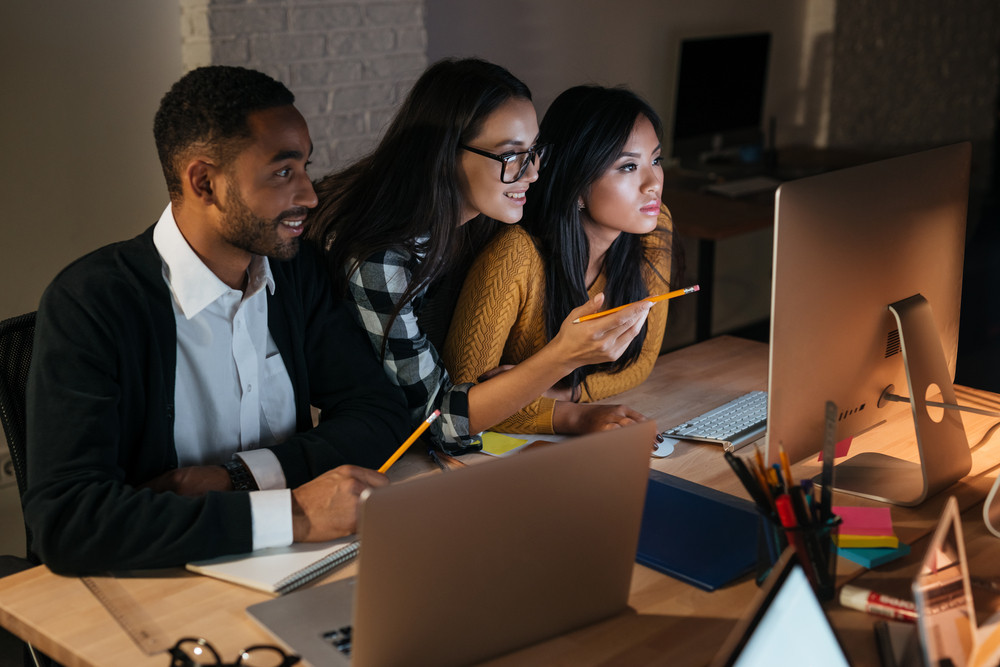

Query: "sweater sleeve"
left=579, top=206, right=674, bottom=403
left=443, top=227, right=558, bottom=434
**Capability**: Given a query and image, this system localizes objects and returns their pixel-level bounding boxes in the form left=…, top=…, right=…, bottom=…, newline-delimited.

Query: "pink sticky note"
left=833, top=505, right=894, bottom=537
left=818, top=436, right=853, bottom=461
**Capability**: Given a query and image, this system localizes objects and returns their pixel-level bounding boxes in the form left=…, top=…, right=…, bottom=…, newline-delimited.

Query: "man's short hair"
left=154, top=66, right=295, bottom=201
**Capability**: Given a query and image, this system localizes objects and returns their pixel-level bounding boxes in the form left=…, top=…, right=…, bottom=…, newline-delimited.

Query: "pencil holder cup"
left=756, top=513, right=841, bottom=601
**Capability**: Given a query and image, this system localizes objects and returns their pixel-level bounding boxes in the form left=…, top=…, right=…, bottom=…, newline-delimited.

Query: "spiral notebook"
left=187, top=536, right=358, bottom=595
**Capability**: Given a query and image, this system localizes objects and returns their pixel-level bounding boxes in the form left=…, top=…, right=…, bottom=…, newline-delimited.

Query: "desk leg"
left=696, top=238, right=715, bottom=341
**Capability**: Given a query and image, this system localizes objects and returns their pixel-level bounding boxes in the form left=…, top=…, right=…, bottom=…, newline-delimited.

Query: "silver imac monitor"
left=766, top=143, right=972, bottom=506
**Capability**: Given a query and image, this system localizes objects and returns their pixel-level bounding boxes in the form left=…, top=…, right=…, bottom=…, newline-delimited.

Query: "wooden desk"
left=2, top=336, right=999, bottom=666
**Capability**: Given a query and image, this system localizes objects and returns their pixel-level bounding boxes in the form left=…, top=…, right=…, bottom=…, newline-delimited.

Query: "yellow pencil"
left=573, top=285, right=700, bottom=323
left=378, top=409, right=441, bottom=474
left=749, top=459, right=774, bottom=509
left=779, top=445, right=794, bottom=489
left=753, top=442, right=766, bottom=477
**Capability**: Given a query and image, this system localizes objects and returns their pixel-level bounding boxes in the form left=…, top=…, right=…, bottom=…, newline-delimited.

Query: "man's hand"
left=140, top=465, right=231, bottom=496
left=291, top=465, right=389, bottom=542
left=552, top=402, right=647, bottom=435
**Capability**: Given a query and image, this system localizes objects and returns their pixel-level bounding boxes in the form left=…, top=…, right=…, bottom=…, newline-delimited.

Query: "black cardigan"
left=24, top=227, right=408, bottom=574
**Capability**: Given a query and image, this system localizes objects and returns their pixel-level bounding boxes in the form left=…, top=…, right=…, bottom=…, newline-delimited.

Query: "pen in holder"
left=757, top=511, right=841, bottom=601
left=723, top=446, right=841, bottom=601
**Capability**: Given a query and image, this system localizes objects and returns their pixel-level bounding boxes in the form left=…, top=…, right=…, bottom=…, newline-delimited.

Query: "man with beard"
left=23, top=66, right=410, bottom=574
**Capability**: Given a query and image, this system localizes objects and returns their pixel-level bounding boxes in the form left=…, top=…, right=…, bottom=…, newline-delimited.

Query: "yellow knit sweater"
left=442, top=206, right=673, bottom=434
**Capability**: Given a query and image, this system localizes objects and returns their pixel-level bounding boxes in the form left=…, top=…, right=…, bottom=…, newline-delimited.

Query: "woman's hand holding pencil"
left=573, top=285, right=700, bottom=324
left=544, top=292, right=652, bottom=371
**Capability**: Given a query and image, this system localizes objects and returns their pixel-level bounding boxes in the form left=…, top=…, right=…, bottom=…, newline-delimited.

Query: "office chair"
left=0, top=312, right=50, bottom=666
left=0, top=311, right=36, bottom=559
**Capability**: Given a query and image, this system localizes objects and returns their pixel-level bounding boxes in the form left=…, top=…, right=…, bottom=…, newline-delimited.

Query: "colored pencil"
left=573, top=285, right=700, bottom=323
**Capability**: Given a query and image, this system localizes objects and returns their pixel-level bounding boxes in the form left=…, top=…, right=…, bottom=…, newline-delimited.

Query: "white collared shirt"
left=153, top=204, right=296, bottom=550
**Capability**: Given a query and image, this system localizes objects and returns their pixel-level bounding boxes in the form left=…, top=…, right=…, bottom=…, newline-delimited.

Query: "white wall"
left=426, top=0, right=835, bottom=150
left=0, top=2, right=184, bottom=321
left=0, top=2, right=183, bottom=557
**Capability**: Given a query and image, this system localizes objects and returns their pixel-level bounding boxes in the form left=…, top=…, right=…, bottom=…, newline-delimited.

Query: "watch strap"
left=223, top=458, right=259, bottom=491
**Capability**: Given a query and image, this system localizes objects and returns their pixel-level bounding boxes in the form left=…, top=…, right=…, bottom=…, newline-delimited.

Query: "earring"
left=577, top=199, right=585, bottom=211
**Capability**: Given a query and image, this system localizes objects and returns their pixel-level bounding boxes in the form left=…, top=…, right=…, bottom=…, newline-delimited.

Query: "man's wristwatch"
left=222, top=459, right=259, bottom=491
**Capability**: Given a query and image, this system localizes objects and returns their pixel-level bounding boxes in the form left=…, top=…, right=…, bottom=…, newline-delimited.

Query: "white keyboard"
left=660, top=391, right=768, bottom=452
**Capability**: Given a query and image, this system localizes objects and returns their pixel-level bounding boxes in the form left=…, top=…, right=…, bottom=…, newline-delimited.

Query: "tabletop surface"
left=2, top=335, right=1000, bottom=667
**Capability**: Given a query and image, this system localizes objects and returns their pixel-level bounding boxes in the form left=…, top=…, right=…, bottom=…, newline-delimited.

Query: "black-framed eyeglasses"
left=460, top=143, right=549, bottom=183
left=168, top=637, right=300, bottom=667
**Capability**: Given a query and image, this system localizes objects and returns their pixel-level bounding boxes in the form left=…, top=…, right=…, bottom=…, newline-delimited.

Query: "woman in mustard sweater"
left=307, top=61, right=653, bottom=453
left=444, top=86, right=672, bottom=434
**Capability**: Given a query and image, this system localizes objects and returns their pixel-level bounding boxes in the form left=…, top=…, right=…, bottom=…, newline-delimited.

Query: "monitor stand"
left=814, top=294, right=971, bottom=507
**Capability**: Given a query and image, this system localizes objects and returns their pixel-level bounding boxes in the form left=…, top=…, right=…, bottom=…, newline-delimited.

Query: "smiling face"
left=456, top=97, right=540, bottom=224
left=214, top=105, right=317, bottom=261
left=580, top=114, right=663, bottom=248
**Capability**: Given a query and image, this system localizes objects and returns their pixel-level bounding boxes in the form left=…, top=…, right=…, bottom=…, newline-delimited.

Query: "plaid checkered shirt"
left=346, top=247, right=482, bottom=453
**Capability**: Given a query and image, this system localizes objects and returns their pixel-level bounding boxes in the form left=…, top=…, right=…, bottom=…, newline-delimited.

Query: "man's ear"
left=183, top=158, right=221, bottom=205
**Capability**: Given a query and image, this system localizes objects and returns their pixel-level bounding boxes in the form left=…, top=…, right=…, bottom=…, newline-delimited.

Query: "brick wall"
left=828, top=0, right=998, bottom=190
left=179, top=0, right=428, bottom=176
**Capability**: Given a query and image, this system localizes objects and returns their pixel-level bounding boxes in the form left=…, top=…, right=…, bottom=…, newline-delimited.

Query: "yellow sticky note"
left=481, top=432, right=528, bottom=456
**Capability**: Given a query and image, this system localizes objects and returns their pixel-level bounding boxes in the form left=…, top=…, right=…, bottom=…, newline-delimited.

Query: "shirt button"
left=247, top=384, right=253, bottom=393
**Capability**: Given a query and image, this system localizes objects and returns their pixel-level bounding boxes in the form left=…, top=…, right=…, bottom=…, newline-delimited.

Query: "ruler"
left=81, top=575, right=172, bottom=655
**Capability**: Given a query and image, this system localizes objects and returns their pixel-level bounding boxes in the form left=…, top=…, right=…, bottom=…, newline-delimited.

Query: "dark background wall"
left=826, top=0, right=1000, bottom=391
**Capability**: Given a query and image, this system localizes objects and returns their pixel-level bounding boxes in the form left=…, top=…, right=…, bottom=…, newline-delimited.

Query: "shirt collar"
left=152, top=204, right=275, bottom=320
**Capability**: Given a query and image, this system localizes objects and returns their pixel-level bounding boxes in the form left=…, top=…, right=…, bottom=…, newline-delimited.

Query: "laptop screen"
left=734, top=565, right=849, bottom=666
left=712, top=548, right=851, bottom=667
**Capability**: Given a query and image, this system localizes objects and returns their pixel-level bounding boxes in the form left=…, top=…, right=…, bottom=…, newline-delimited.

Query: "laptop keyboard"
left=323, top=626, right=353, bottom=656
left=660, top=391, right=768, bottom=452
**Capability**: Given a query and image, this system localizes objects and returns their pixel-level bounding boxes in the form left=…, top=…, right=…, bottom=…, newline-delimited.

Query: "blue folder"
left=636, top=469, right=759, bottom=591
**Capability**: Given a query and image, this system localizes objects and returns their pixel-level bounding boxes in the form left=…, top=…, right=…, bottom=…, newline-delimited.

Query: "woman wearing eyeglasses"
left=307, top=59, right=651, bottom=453
left=442, top=85, right=673, bottom=435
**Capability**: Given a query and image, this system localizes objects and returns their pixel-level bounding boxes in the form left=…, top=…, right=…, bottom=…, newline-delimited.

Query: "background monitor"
left=671, top=32, right=771, bottom=167
left=766, top=143, right=972, bottom=505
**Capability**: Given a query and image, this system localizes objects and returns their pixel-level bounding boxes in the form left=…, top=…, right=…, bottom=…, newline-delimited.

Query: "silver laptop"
left=248, top=421, right=656, bottom=667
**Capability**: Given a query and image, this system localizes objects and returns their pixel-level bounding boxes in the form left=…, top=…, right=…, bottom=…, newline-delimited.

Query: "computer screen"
left=766, top=143, right=972, bottom=506
left=670, top=32, right=771, bottom=166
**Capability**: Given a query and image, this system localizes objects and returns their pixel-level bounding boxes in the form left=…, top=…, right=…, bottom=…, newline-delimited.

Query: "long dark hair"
left=307, top=58, right=532, bottom=334
left=521, top=85, right=670, bottom=392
